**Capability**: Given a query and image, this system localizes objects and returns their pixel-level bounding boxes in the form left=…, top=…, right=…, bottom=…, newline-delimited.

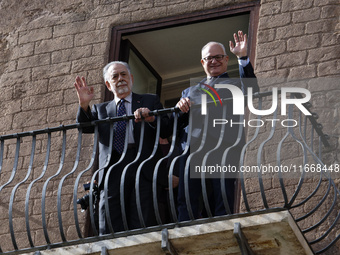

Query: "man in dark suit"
left=75, top=61, right=171, bottom=234
left=176, top=31, right=259, bottom=221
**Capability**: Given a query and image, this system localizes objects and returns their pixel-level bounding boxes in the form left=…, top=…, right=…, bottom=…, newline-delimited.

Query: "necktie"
left=114, top=99, right=126, bottom=154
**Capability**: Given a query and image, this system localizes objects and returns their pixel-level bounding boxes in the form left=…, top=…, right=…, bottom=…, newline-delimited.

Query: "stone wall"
left=0, top=0, right=339, bottom=253
left=247, top=0, right=340, bottom=253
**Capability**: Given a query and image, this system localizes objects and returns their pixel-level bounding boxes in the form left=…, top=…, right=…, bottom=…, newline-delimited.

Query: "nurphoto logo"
left=201, top=84, right=311, bottom=116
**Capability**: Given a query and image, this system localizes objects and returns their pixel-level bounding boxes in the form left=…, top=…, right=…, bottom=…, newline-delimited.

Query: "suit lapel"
left=132, top=93, right=142, bottom=112
left=106, top=100, right=117, bottom=118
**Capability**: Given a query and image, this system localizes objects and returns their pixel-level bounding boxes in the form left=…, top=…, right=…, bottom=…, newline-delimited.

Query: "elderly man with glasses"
left=75, top=61, right=172, bottom=234
left=175, top=31, right=259, bottom=221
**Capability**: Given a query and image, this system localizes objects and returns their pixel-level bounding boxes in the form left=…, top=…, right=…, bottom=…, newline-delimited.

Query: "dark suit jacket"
left=177, top=62, right=259, bottom=151
left=77, top=93, right=172, bottom=186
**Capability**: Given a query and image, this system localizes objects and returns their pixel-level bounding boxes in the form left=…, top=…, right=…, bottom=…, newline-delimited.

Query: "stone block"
left=317, top=60, right=339, bottom=77
left=90, top=3, right=119, bottom=18
left=292, top=8, right=321, bottom=23
left=11, top=43, right=35, bottom=59
left=259, top=13, right=291, bottom=29
left=21, top=91, right=63, bottom=110
left=74, top=29, right=109, bottom=47
left=287, top=34, right=319, bottom=52
left=120, top=0, right=154, bottom=13
left=54, top=20, right=97, bottom=37
left=35, top=35, right=74, bottom=54
left=51, top=45, right=92, bottom=64
left=308, top=45, right=340, bottom=64
left=255, top=57, right=276, bottom=72
left=277, top=51, right=307, bottom=68
left=12, top=109, right=47, bottom=129
left=306, top=19, right=337, bottom=34
left=260, top=1, right=282, bottom=16
left=257, top=28, right=276, bottom=43
left=19, top=27, right=53, bottom=44
left=71, top=56, right=105, bottom=73
left=321, top=32, right=340, bottom=47
left=321, top=5, right=340, bottom=18
left=256, top=41, right=286, bottom=58
left=131, top=7, right=167, bottom=22
left=282, top=0, right=313, bottom=12
left=17, top=53, right=51, bottom=70
left=32, top=62, right=71, bottom=80
left=288, top=65, right=316, bottom=79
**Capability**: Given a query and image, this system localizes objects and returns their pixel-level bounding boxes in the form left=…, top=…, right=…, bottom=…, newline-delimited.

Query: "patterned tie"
left=113, top=99, right=126, bottom=154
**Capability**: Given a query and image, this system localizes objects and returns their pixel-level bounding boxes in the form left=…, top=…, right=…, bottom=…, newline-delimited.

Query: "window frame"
left=106, top=1, right=260, bottom=102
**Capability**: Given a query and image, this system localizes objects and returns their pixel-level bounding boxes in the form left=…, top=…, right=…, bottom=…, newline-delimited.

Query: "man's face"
left=105, top=63, right=133, bottom=99
left=201, top=43, right=229, bottom=77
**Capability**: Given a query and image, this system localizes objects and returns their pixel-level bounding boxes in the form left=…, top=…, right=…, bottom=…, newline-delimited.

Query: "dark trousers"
left=177, top=146, right=240, bottom=221
left=98, top=149, right=156, bottom=234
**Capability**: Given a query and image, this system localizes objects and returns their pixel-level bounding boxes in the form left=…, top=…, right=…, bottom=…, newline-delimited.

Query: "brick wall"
left=0, top=0, right=339, bottom=253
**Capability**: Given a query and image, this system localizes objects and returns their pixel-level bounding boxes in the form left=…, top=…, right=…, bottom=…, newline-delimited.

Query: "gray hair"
left=201, top=42, right=227, bottom=58
left=103, top=61, right=131, bottom=82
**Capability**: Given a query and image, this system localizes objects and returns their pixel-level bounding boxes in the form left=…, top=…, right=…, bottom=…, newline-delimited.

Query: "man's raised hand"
left=229, top=30, right=248, bottom=58
left=74, top=76, right=94, bottom=111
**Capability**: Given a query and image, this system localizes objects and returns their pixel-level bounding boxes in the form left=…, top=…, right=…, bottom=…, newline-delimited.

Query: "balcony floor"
left=25, top=210, right=314, bottom=255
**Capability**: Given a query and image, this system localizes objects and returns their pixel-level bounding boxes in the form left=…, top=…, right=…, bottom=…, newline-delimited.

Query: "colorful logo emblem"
left=198, top=83, right=223, bottom=109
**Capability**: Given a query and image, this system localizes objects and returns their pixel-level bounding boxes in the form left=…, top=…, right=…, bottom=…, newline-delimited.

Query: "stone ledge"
left=24, top=210, right=314, bottom=255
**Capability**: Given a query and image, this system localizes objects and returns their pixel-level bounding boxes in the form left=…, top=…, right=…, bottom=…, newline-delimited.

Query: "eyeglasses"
left=202, top=55, right=227, bottom=63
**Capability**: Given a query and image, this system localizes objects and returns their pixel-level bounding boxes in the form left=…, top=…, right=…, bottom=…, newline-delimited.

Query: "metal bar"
left=256, top=97, right=277, bottom=209
left=233, top=222, right=254, bottom=255
left=88, top=169, right=100, bottom=236
left=201, top=100, right=228, bottom=218
left=168, top=109, right=193, bottom=223
left=41, top=132, right=53, bottom=245
left=314, top=194, right=340, bottom=253
left=220, top=113, right=244, bottom=215
left=276, top=98, right=308, bottom=209
left=295, top=178, right=330, bottom=221
left=0, top=136, right=21, bottom=252
left=57, top=129, right=82, bottom=242
left=73, top=125, right=98, bottom=238
left=101, top=246, right=108, bottom=255
left=310, top=118, right=315, bottom=152
left=0, top=108, right=179, bottom=141
left=135, top=116, right=161, bottom=229
left=161, top=228, right=178, bottom=255
left=0, top=138, right=4, bottom=175
left=0, top=137, right=20, bottom=191
left=9, top=135, right=36, bottom=250
left=303, top=183, right=337, bottom=233
left=120, top=120, right=145, bottom=231
left=6, top=137, right=21, bottom=251
left=183, top=106, right=210, bottom=220
left=239, top=97, right=264, bottom=212
left=104, top=119, right=129, bottom=234
left=153, top=113, right=178, bottom=225
left=25, top=133, right=52, bottom=247
left=90, top=121, right=115, bottom=236
left=292, top=93, right=330, bottom=147
left=286, top=106, right=307, bottom=208
left=310, top=201, right=340, bottom=245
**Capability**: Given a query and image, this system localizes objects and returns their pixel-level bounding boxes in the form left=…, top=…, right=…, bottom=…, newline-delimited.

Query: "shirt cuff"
left=238, top=57, right=250, bottom=67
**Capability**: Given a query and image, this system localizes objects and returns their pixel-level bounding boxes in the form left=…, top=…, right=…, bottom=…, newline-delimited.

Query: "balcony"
left=0, top=88, right=339, bottom=255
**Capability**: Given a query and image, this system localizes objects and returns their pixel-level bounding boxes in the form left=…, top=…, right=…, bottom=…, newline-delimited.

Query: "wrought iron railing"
left=0, top=90, right=339, bottom=254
